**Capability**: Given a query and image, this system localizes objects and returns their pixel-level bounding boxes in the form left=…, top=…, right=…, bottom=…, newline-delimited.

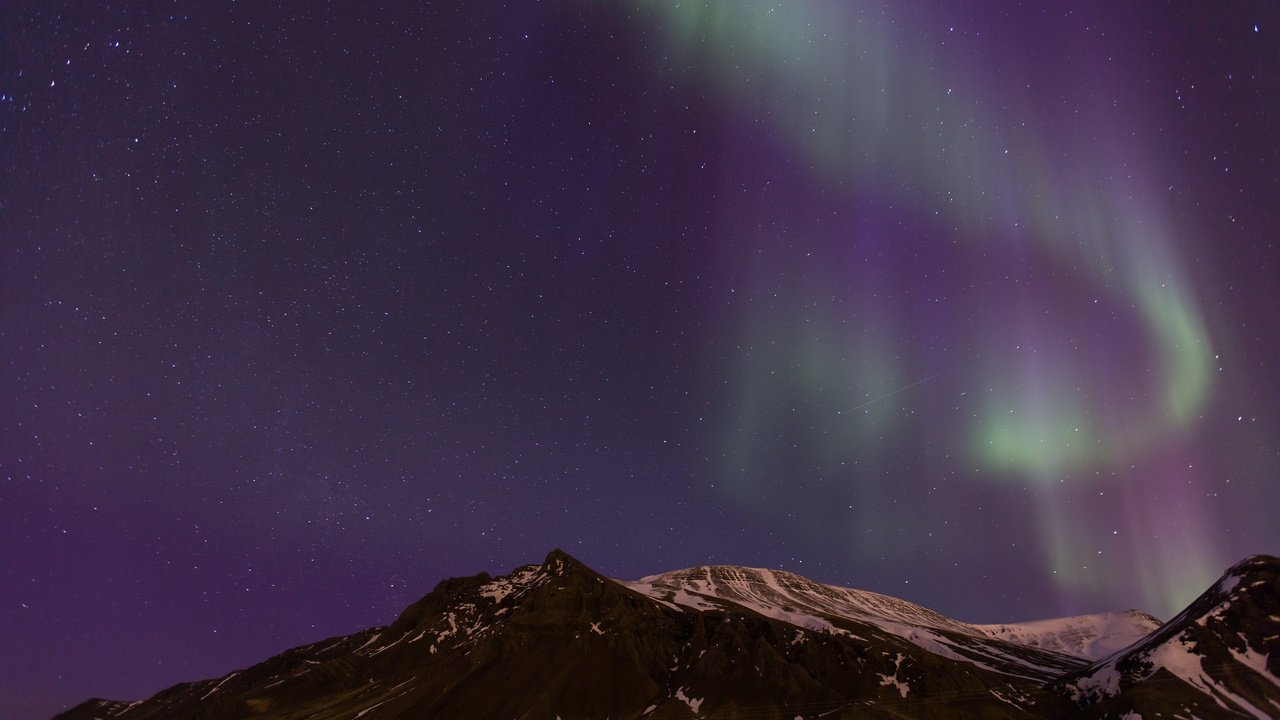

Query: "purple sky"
left=3, top=3, right=1278, bottom=719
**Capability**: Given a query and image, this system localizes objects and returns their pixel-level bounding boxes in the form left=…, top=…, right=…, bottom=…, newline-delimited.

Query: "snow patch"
left=1071, top=663, right=1122, bottom=701
left=354, top=633, right=383, bottom=653
left=674, top=686, right=704, bottom=714
left=877, top=653, right=910, bottom=698
left=1216, top=574, right=1242, bottom=596
left=479, top=566, right=545, bottom=604
left=354, top=696, right=394, bottom=718
left=198, top=672, right=239, bottom=701
left=989, top=689, right=1021, bottom=709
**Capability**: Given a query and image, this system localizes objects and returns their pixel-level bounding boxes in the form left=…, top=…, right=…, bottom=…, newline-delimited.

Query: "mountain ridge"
left=53, top=550, right=1280, bottom=720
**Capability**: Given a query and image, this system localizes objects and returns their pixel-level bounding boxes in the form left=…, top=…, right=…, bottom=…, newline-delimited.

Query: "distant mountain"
left=54, top=551, right=1279, bottom=720
left=973, top=610, right=1161, bottom=661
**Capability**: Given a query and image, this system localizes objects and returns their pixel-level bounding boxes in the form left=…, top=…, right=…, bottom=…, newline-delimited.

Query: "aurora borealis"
left=648, top=0, right=1227, bottom=613
left=2, top=2, right=1278, bottom=718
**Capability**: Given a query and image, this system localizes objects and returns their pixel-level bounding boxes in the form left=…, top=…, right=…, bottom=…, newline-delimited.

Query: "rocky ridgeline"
left=56, top=551, right=1280, bottom=720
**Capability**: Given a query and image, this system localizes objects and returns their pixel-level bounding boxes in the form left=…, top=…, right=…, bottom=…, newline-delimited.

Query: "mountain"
left=623, top=565, right=1089, bottom=682
left=1057, top=554, right=1280, bottom=718
left=53, top=551, right=1280, bottom=720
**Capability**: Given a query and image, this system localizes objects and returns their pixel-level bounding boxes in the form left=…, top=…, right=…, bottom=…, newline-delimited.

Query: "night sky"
left=3, top=2, right=1279, bottom=718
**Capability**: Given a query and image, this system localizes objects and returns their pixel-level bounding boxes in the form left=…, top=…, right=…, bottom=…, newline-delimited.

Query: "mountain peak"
left=1060, top=554, right=1280, bottom=717
left=1227, top=553, right=1280, bottom=578
left=541, top=548, right=588, bottom=574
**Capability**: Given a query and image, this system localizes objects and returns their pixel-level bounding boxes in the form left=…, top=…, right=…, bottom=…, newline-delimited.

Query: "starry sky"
left=2, top=2, right=1278, bottom=718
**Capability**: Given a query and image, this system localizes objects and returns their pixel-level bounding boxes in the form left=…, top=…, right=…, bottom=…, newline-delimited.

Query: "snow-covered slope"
left=619, top=565, right=1092, bottom=681
left=622, top=565, right=975, bottom=634
left=974, top=610, right=1162, bottom=661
